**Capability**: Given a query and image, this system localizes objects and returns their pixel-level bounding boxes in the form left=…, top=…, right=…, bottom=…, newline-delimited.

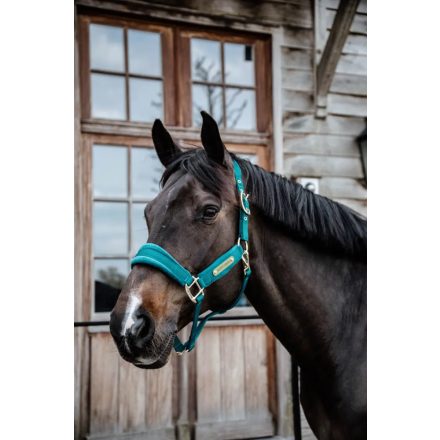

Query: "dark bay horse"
left=110, top=112, right=367, bottom=440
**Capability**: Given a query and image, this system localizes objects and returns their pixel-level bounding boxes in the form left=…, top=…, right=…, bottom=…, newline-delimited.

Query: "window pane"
left=128, top=30, right=162, bottom=76
left=93, top=202, right=128, bottom=255
left=91, top=73, right=126, bottom=120
left=94, top=259, right=128, bottom=312
left=90, top=24, right=124, bottom=72
left=131, top=147, right=164, bottom=199
left=129, top=78, right=163, bottom=122
left=131, top=203, right=148, bottom=252
left=191, top=39, right=222, bottom=83
left=192, top=84, right=223, bottom=127
left=225, top=88, right=256, bottom=131
left=224, top=43, right=255, bottom=86
left=93, top=145, right=127, bottom=198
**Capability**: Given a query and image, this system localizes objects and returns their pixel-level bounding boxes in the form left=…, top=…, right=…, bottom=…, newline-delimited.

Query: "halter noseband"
left=130, top=160, right=251, bottom=354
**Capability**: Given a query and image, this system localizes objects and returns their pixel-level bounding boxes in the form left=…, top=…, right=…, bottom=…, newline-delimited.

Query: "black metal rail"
left=74, top=315, right=261, bottom=327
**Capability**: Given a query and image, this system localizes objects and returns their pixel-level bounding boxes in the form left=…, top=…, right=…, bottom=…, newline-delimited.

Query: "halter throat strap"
left=130, top=159, right=251, bottom=353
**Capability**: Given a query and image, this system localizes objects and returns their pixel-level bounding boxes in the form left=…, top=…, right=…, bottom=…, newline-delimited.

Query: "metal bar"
left=291, top=357, right=302, bottom=440
left=74, top=315, right=261, bottom=327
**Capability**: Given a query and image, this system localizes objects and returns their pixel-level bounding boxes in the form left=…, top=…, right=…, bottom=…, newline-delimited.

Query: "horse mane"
left=161, top=149, right=367, bottom=260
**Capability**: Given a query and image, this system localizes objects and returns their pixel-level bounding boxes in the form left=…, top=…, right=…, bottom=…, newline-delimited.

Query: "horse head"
left=109, top=112, right=246, bottom=368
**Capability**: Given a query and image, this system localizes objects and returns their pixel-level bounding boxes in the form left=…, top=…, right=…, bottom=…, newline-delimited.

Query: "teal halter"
left=131, top=160, right=251, bottom=354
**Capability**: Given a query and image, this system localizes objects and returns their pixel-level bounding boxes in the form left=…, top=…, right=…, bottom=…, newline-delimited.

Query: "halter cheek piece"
left=131, top=160, right=251, bottom=354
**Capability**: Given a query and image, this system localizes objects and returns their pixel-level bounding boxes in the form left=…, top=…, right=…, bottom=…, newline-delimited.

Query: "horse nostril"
left=128, top=308, right=155, bottom=349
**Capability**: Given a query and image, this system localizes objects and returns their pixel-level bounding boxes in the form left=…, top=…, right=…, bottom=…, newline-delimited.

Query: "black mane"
left=161, top=149, right=367, bottom=260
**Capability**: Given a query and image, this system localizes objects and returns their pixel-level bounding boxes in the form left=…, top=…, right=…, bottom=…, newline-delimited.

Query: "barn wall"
left=280, top=0, right=367, bottom=216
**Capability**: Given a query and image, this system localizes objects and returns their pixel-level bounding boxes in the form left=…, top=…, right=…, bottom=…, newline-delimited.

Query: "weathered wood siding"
left=281, top=0, right=367, bottom=216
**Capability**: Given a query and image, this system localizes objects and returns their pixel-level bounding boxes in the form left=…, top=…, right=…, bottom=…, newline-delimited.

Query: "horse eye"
left=203, top=206, right=219, bottom=218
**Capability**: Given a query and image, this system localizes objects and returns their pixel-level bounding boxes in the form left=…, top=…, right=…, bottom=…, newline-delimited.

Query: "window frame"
left=78, top=14, right=176, bottom=125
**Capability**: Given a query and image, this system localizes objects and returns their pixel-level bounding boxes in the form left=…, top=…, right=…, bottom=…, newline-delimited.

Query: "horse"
left=109, top=111, right=367, bottom=440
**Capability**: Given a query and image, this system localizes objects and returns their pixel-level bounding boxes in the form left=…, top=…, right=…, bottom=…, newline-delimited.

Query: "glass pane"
left=90, top=24, right=124, bottom=72
left=225, top=88, right=256, bottom=131
left=128, top=29, right=162, bottom=76
left=94, top=259, right=128, bottom=312
left=191, top=38, right=222, bottom=83
left=93, top=145, right=127, bottom=198
left=237, top=153, right=258, bottom=165
left=93, top=202, right=128, bottom=255
left=224, top=43, right=255, bottom=86
left=131, top=203, right=148, bottom=252
left=91, top=73, right=126, bottom=120
left=131, top=148, right=164, bottom=199
left=129, top=78, right=163, bottom=122
left=192, top=84, right=223, bottom=127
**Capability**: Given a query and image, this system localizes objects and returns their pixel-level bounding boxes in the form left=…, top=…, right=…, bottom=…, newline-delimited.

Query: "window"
left=92, top=144, right=163, bottom=314
left=89, top=23, right=164, bottom=122
left=78, top=14, right=271, bottom=318
left=191, top=39, right=256, bottom=130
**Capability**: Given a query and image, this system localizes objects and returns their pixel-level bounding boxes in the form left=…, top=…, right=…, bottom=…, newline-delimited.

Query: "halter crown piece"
left=131, top=160, right=251, bottom=354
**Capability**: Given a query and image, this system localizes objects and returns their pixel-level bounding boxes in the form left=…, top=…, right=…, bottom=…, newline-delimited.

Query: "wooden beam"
left=316, top=0, right=360, bottom=118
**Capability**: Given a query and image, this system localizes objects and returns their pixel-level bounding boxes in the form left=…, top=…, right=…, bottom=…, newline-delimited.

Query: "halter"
left=130, top=160, right=251, bottom=354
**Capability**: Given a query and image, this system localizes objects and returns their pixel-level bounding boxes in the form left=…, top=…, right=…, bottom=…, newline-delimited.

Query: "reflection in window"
left=191, top=38, right=257, bottom=131
left=94, top=259, right=128, bottom=312
left=89, top=23, right=163, bottom=122
left=92, top=144, right=163, bottom=314
left=90, top=24, right=124, bottom=72
left=91, top=74, right=126, bottom=120
left=129, top=78, right=163, bottom=122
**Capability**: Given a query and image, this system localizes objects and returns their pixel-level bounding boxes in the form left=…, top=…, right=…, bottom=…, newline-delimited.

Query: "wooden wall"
left=280, top=0, right=367, bottom=216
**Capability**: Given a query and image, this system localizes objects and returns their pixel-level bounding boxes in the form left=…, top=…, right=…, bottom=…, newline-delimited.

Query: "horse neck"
left=246, top=212, right=366, bottom=374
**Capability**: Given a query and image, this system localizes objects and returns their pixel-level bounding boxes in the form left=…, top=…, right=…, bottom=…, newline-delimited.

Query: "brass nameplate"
left=213, top=256, right=235, bottom=276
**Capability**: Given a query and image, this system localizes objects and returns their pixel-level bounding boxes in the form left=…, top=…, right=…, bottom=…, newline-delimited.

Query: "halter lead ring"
left=131, top=160, right=251, bottom=354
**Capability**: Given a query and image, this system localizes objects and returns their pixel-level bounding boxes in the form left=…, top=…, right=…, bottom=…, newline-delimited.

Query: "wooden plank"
left=327, top=0, right=367, bottom=14
left=87, top=427, right=175, bottom=440
left=195, top=416, right=274, bottom=440
left=118, top=359, right=146, bottom=433
left=243, top=326, right=271, bottom=418
left=282, top=28, right=314, bottom=49
left=329, top=73, right=366, bottom=96
left=317, top=0, right=360, bottom=98
left=283, top=113, right=366, bottom=136
left=282, top=90, right=314, bottom=113
left=342, top=33, right=367, bottom=55
left=76, top=0, right=313, bottom=29
left=196, top=328, right=222, bottom=422
left=335, top=198, right=367, bottom=216
left=90, top=333, right=120, bottom=435
left=220, top=326, right=246, bottom=421
left=319, top=177, right=367, bottom=200
left=283, top=133, right=360, bottom=157
left=327, top=10, right=367, bottom=35
left=145, top=363, right=174, bottom=428
left=282, top=69, right=314, bottom=92
left=281, top=47, right=313, bottom=70
left=327, top=93, right=367, bottom=117
left=336, top=53, right=367, bottom=76
left=284, top=154, right=363, bottom=178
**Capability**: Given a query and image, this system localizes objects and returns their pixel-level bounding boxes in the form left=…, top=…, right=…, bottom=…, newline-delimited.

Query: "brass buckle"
left=184, top=277, right=204, bottom=303
left=240, top=191, right=251, bottom=215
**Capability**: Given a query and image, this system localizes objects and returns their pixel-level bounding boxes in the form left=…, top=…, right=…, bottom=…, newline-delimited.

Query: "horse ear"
left=152, top=119, right=181, bottom=167
left=200, top=111, right=225, bottom=165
